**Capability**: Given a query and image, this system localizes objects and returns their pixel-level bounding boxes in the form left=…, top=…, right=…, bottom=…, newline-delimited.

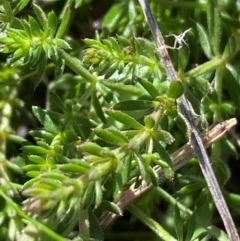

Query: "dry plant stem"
left=100, top=118, right=237, bottom=230
left=137, top=1, right=240, bottom=240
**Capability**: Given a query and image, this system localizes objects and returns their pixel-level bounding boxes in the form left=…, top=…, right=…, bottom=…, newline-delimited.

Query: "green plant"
left=1, top=0, right=240, bottom=240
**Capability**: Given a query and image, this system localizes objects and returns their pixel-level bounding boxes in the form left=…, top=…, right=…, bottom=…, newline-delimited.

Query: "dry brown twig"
left=100, top=118, right=237, bottom=230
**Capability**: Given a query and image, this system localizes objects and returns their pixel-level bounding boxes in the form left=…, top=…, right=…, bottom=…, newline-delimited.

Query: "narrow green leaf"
left=79, top=142, right=102, bottom=156
left=94, top=128, right=128, bottom=146
left=31, top=47, right=44, bottom=67
left=75, top=0, right=83, bottom=8
left=7, top=29, right=26, bottom=46
left=103, top=39, right=115, bottom=52
left=207, top=2, right=221, bottom=55
left=84, top=38, right=106, bottom=50
left=124, top=130, right=141, bottom=139
left=34, top=57, right=47, bottom=89
left=28, top=155, right=46, bottom=164
left=20, top=19, right=33, bottom=39
left=33, top=4, right=47, bottom=30
left=195, top=194, right=213, bottom=224
left=222, top=36, right=236, bottom=60
left=147, top=166, right=158, bottom=187
left=71, top=121, right=85, bottom=140
left=224, top=140, right=238, bottom=159
left=74, top=115, right=98, bottom=128
left=56, top=7, right=70, bottom=38
left=177, top=182, right=205, bottom=194
left=224, top=69, right=240, bottom=113
left=178, top=44, right=190, bottom=73
left=114, top=100, right=158, bottom=111
left=128, top=0, right=137, bottom=23
left=173, top=204, right=183, bottom=241
left=108, top=37, right=122, bottom=53
left=25, top=170, right=41, bottom=177
left=42, top=42, right=53, bottom=58
left=101, top=81, right=145, bottom=96
left=220, top=12, right=240, bottom=28
left=22, top=164, right=41, bottom=172
left=8, top=134, right=28, bottom=145
left=47, top=11, right=58, bottom=37
left=121, top=155, right=132, bottom=184
left=22, top=145, right=48, bottom=154
left=88, top=208, right=104, bottom=241
left=2, top=0, right=13, bottom=15
left=153, top=130, right=175, bottom=145
left=92, top=92, right=106, bottom=123
left=104, top=62, right=119, bottom=79
left=134, top=153, right=147, bottom=181
left=153, top=138, right=173, bottom=178
left=94, top=180, right=103, bottom=208
left=96, top=60, right=111, bottom=75
left=37, top=140, right=50, bottom=150
left=99, top=200, right=122, bottom=215
left=32, top=106, right=57, bottom=132
left=70, top=158, right=91, bottom=167
left=106, top=109, right=144, bottom=130
left=113, top=173, right=123, bottom=200
left=54, top=55, right=66, bottom=76
left=21, top=187, right=44, bottom=198
left=13, top=0, right=31, bottom=15
left=50, top=92, right=66, bottom=112
left=196, top=23, right=212, bottom=59
left=102, top=4, right=124, bottom=32
left=59, top=163, right=90, bottom=174
left=28, top=16, right=43, bottom=37
left=42, top=172, right=68, bottom=181
left=54, top=39, right=71, bottom=50
left=99, top=149, right=116, bottom=159
left=152, top=158, right=171, bottom=169
left=12, top=47, right=25, bottom=59
left=82, top=182, right=95, bottom=209
left=118, top=36, right=131, bottom=47
left=137, top=77, right=159, bottom=98
left=185, top=212, right=196, bottom=241
left=6, top=54, right=23, bottom=66
left=29, top=130, right=54, bottom=141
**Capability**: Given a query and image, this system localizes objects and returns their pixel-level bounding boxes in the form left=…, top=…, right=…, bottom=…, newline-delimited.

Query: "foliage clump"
left=0, top=0, right=240, bottom=241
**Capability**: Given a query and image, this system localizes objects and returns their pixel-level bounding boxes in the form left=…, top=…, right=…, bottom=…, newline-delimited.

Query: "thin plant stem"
left=128, top=204, right=177, bottom=241
left=212, top=68, right=224, bottom=158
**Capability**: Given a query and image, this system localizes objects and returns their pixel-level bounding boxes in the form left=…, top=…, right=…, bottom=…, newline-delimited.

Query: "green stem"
left=185, top=58, right=224, bottom=77
left=60, top=50, right=97, bottom=85
left=212, top=68, right=224, bottom=157
left=128, top=204, right=177, bottom=241
left=78, top=209, right=90, bottom=239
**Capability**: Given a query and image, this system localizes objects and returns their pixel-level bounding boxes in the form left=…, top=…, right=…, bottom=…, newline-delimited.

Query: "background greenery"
left=1, top=0, right=240, bottom=240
